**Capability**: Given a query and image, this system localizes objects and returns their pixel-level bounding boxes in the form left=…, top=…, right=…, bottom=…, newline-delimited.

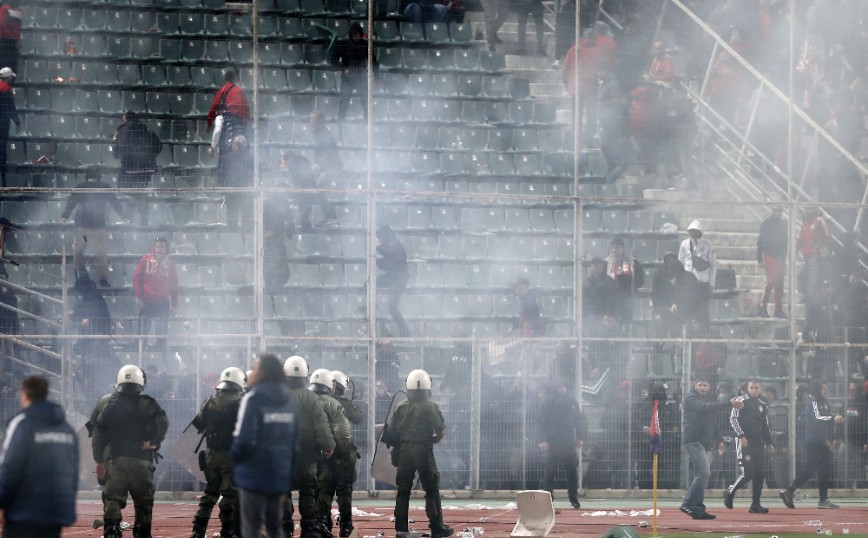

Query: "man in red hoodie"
left=133, top=237, right=178, bottom=352
left=206, top=70, right=249, bottom=131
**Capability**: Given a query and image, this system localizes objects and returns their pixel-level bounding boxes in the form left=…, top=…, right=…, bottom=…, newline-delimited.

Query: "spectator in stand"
left=678, top=220, right=717, bottom=325
left=597, top=64, right=629, bottom=183
left=309, top=111, right=343, bottom=190
left=561, top=27, right=615, bottom=136
left=553, top=0, right=575, bottom=63
left=839, top=381, right=867, bottom=489
left=0, top=2, right=21, bottom=77
left=515, top=0, right=545, bottom=56
left=402, top=0, right=458, bottom=24
left=69, top=274, right=115, bottom=398
left=703, top=28, right=750, bottom=126
left=283, top=152, right=337, bottom=231
left=648, top=40, right=676, bottom=83
left=583, top=257, right=617, bottom=375
left=511, top=278, right=543, bottom=337
left=372, top=226, right=409, bottom=337
left=60, top=167, right=127, bottom=288
left=331, top=23, right=377, bottom=122
left=0, top=66, right=18, bottom=188
left=262, top=188, right=293, bottom=294
left=480, top=0, right=508, bottom=52
left=652, top=252, right=702, bottom=335
left=112, top=112, right=162, bottom=227
left=605, top=237, right=643, bottom=326
left=133, top=237, right=179, bottom=353
left=798, top=207, right=830, bottom=298
left=756, top=208, right=788, bottom=318
left=207, top=70, right=249, bottom=132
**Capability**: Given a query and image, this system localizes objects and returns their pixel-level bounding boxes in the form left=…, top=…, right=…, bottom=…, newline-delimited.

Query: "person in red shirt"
left=648, top=40, right=675, bottom=83
left=207, top=70, right=249, bottom=131
left=561, top=27, right=614, bottom=135
left=0, top=66, right=19, bottom=188
left=133, top=237, right=179, bottom=352
left=0, top=1, right=22, bottom=76
left=797, top=206, right=831, bottom=300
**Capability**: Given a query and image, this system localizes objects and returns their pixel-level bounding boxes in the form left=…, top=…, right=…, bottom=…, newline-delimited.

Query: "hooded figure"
left=652, top=251, right=702, bottom=328
left=132, top=237, right=178, bottom=352
left=71, top=275, right=115, bottom=394
left=373, top=226, right=409, bottom=337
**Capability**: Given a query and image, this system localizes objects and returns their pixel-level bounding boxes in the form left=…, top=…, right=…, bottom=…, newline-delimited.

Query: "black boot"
left=337, top=513, right=354, bottom=538
left=315, top=514, right=334, bottom=538
left=191, top=516, right=209, bottom=538
left=299, top=518, right=321, bottom=538
left=426, top=494, right=454, bottom=538
left=104, top=523, right=122, bottom=538
left=219, top=525, right=238, bottom=538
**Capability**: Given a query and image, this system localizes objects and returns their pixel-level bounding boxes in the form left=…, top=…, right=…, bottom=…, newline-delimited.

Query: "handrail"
left=0, top=278, right=63, bottom=304
left=0, top=335, right=63, bottom=361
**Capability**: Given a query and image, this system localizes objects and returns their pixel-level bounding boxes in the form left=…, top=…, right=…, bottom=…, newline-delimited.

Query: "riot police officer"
left=309, top=369, right=353, bottom=538
left=387, top=370, right=454, bottom=538
left=282, top=356, right=336, bottom=538
left=312, top=370, right=361, bottom=538
left=190, top=367, right=247, bottom=538
left=89, top=364, right=169, bottom=538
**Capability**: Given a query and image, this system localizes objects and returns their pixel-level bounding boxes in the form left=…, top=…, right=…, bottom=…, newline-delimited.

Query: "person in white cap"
left=0, top=65, right=19, bottom=187
left=677, top=220, right=717, bottom=324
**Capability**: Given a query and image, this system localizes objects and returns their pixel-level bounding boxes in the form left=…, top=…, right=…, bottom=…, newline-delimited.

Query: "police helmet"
left=332, top=370, right=349, bottom=392
left=284, top=355, right=309, bottom=378
left=309, top=368, right=334, bottom=394
left=405, top=369, right=432, bottom=401
left=217, top=367, right=247, bottom=390
left=116, top=364, right=146, bottom=393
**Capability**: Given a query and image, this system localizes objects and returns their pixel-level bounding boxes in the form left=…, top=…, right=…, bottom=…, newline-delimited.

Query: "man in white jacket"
left=677, top=220, right=717, bottom=324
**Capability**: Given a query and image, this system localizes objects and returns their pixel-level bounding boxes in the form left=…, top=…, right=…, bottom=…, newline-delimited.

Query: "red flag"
left=649, top=400, right=662, bottom=455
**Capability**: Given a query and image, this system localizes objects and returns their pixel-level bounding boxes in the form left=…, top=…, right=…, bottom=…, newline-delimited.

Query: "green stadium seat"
left=507, top=77, right=530, bottom=99
left=143, top=65, right=167, bottom=85
left=515, top=153, right=540, bottom=175
left=79, top=35, right=106, bottom=57
left=425, top=22, right=450, bottom=43
left=158, top=12, right=180, bottom=34
left=98, top=90, right=122, bottom=113
left=378, top=47, right=402, bottom=69
left=30, top=6, right=58, bottom=29
left=350, top=0, right=367, bottom=15
left=533, top=102, right=556, bottom=123
left=82, top=9, right=107, bottom=30
left=440, top=151, right=464, bottom=175
left=117, top=64, right=142, bottom=85
left=449, top=22, right=472, bottom=42
left=180, top=40, right=206, bottom=61
left=80, top=143, right=104, bottom=166
left=542, top=153, right=569, bottom=176
left=168, top=65, right=192, bottom=86
left=428, top=48, right=453, bottom=70
left=510, top=102, right=533, bottom=123
left=479, top=50, right=504, bottom=71
left=191, top=66, right=213, bottom=86
left=230, top=14, right=253, bottom=36
left=122, top=91, right=146, bottom=112
left=175, top=144, right=201, bottom=168
left=374, top=21, right=399, bottom=41
left=457, top=74, right=482, bottom=96
left=74, top=89, right=99, bottom=113
left=325, top=0, right=349, bottom=13
left=160, top=38, right=182, bottom=60
left=304, top=43, right=327, bottom=64
left=281, top=42, right=305, bottom=64
left=205, top=14, right=230, bottom=34
left=23, top=59, right=51, bottom=82
left=26, top=142, right=56, bottom=163
left=300, top=0, right=326, bottom=14
left=312, top=69, right=336, bottom=91
left=290, top=94, right=316, bottom=117
left=106, top=37, right=131, bottom=58
left=488, top=128, right=512, bottom=151
left=276, top=0, right=301, bottom=12
left=179, top=13, right=204, bottom=35
left=461, top=127, right=487, bottom=150
left=205, top=40, right=229, bottom=61
left=437, top=99, right=461, bottom=122
left=31, top=34, right=58, bottom=56
left=193, top=93, right=214, bottom=114
left=323, top=18, right=349, bottom=37
left=203, top=0, right=226, bottom=7
left=432, top=74, right=457, bottom=96
left=169, top=93, right=193, bottom=115
left=70, top=61, right=98, bottom=84
left=50, top=87, right=75, bottom=113
left=408, top=73, right=432, bottom=94
left=261, top=93, right=289, bottom=116
left=400, top=22, right=424, bottom=41
left=259, top=43, right=281, bottom=64
left=482, top=76, right=506, bottom=97
left=75, top=116, right=101, bottom=140
left=23, top=114, right=50, bottom=137
left=278, top=17, right=304, bottom=38
left=388, top=97, right=411, bottom=119
left=237, top=67, right=254, bottom=87
left=258, top=15, right=277, bottom=37
left=262, top=67, right=287, bottom=90
left=403, top=48, right=427, bottom=69
left=107, top=11, right=131, bottom=32
left=461, top=100, right=485, bottom=123
left=485, top=101, right=508, bottom=123
left=411, top=99, right=437, bottom=121
left=414, top=125, right=438, bottom=149
left=381, top=72, right=407, bottom=94
left=413, top=152, right=439, bottom=174
left=130, top=12, right=156, bottom=33
left=285, top=68, right=312, bottom=91
left=537, top=128, right=561, bottom=151
left=453, top=48, right=478, bottom=70
left=490, top=153, right=514, bottom=175
left=146, top=92, right=171, bottom=114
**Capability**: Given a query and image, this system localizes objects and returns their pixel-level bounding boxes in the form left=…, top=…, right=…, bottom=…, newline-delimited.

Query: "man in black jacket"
left=723, top=379, right=776, bottom=513
left=330, top=23, right=377, bottom=121
left=0, top=376, right=79, bottom=538
left=113, top=111, right=162, bottom=226
left=757, top=208, right=787, bottom=318
left=537, top=379, right=587, bottom=509
left=681, top=376, right=742, bottom=520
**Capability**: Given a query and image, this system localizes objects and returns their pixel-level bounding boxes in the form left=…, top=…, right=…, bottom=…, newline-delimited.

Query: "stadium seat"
left=508, top=78, right=530, bottom=99
left=402, top=48, right=427, bottom=70
left=205, top=13, right=230, bottom=34
left=106, top=37, right=131, bottom=59
left=130, top=12, right=156, bottom=33
left=73, top=88, right=99, bottom=113
left=230, top=41, right=255, bottom=63
left=205, top=40, right=229, bottom=61
left=515, top=153, right=541, bottom=176
left=437, top=100, right=461, bottom=122
left=31, top=34, right=58, bottom=56
left=378, top=47, right=403, bottom=69
left=429, top=49, right=453, bottom=70
left=462, top=100, right=486, bottom=123
left=488, top=128, right=512, bottom=151
left=513, top=128, right=538, bottom=151
left=510, top=102, right=533, bottom=124
left=130, top=38, right=155, bottom=59
left=53, top=114, right=75, bottom=139
left=82, top=9, right=108, bottom=31
left=453, top=48, right=479, bottom=71
left=449, top=22, right=473, bottom=43
left=158, top=12, right=180, bottom=34
left=230, top=14, right=253, bottom=36
left=425, top=22, right=450, bottom=43
left=458, top=75, right=483, bottom=96
left=278, top=17, right=304, bottom=38
left=79, top=35, right=106, bottom=57
left=304, top=44, right=328, bottom=65
left=479, top=50, right=505, bottom=71
left=142, top=65, right=167, bottom=86
left=400, top=22, right=424, bottom=41
left=30, top=6, right=58, bottom=29
left=312, top=70, right=336, bottom=92
left=411, top=99, right=437, bottom=121
left=75, top=116, right=101, bottom=139
left=180, top=39, right=206, bottom=61
left=485, top=101, right=509, bottom=123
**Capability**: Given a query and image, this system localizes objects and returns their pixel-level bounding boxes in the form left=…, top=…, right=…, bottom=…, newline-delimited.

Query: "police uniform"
left=190, top=370, right=245, bottom=538
left=331, top=388, right=362, bottom=537
left=282, top=358, right=336, bottom=538
left=310, top=369, right=353, bottom=538
left=89, top=366, right=169, bottom=538
left=387, top=370, right=453, bottom=538
left=724, top=393, right=774, bottom=511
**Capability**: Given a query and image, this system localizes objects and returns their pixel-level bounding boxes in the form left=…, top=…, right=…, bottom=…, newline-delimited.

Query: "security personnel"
left=537, top=378, right=586, bottom=510
left=329, top=371, right=362, bottom=537
left=309, top=369, right=353, bottom=538
left=387, top=370, right=454, bottom=538
left=190, top=367, right=247, bottom=538
left=724, top=378, right=775, bottom=513
left=89, top=364, right=169, bottom=538
left=283, top=356, right=336, bottom=538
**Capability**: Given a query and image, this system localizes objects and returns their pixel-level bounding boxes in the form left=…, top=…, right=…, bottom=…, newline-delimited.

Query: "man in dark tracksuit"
left=191, top=367, right=247, bottom=538
left=0, top=376, right=78, bottom=538
left=756, top=208, right=788, bottom=318
left=283, top=356, right=336, bottom=538
left=388, top=369, right=454, bottom=538
left=780, top=381, right=845, bottom=509
left=681, top=377, right=742, bottom=520
left=325, top=371, right=362, bottom=537
left=724, top=379, right=775, bottom=513
left=537, top=379, right=587, bottom=509
left=89, top=364, right=169, bottom=538
left=309, top=369, right=353, bottom=538
left=330, top=22, right=377, bottom=121
left=0, top=66, right=19, bottom=187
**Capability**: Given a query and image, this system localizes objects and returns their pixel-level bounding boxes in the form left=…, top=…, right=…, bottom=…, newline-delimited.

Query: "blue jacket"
left=682, top=389, right=730, bottom=450
left=0, top=400, right=79, bottom=527
left=231, top=381, right=296, bottom=495
left=803, top=394, right=834, bottom=446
